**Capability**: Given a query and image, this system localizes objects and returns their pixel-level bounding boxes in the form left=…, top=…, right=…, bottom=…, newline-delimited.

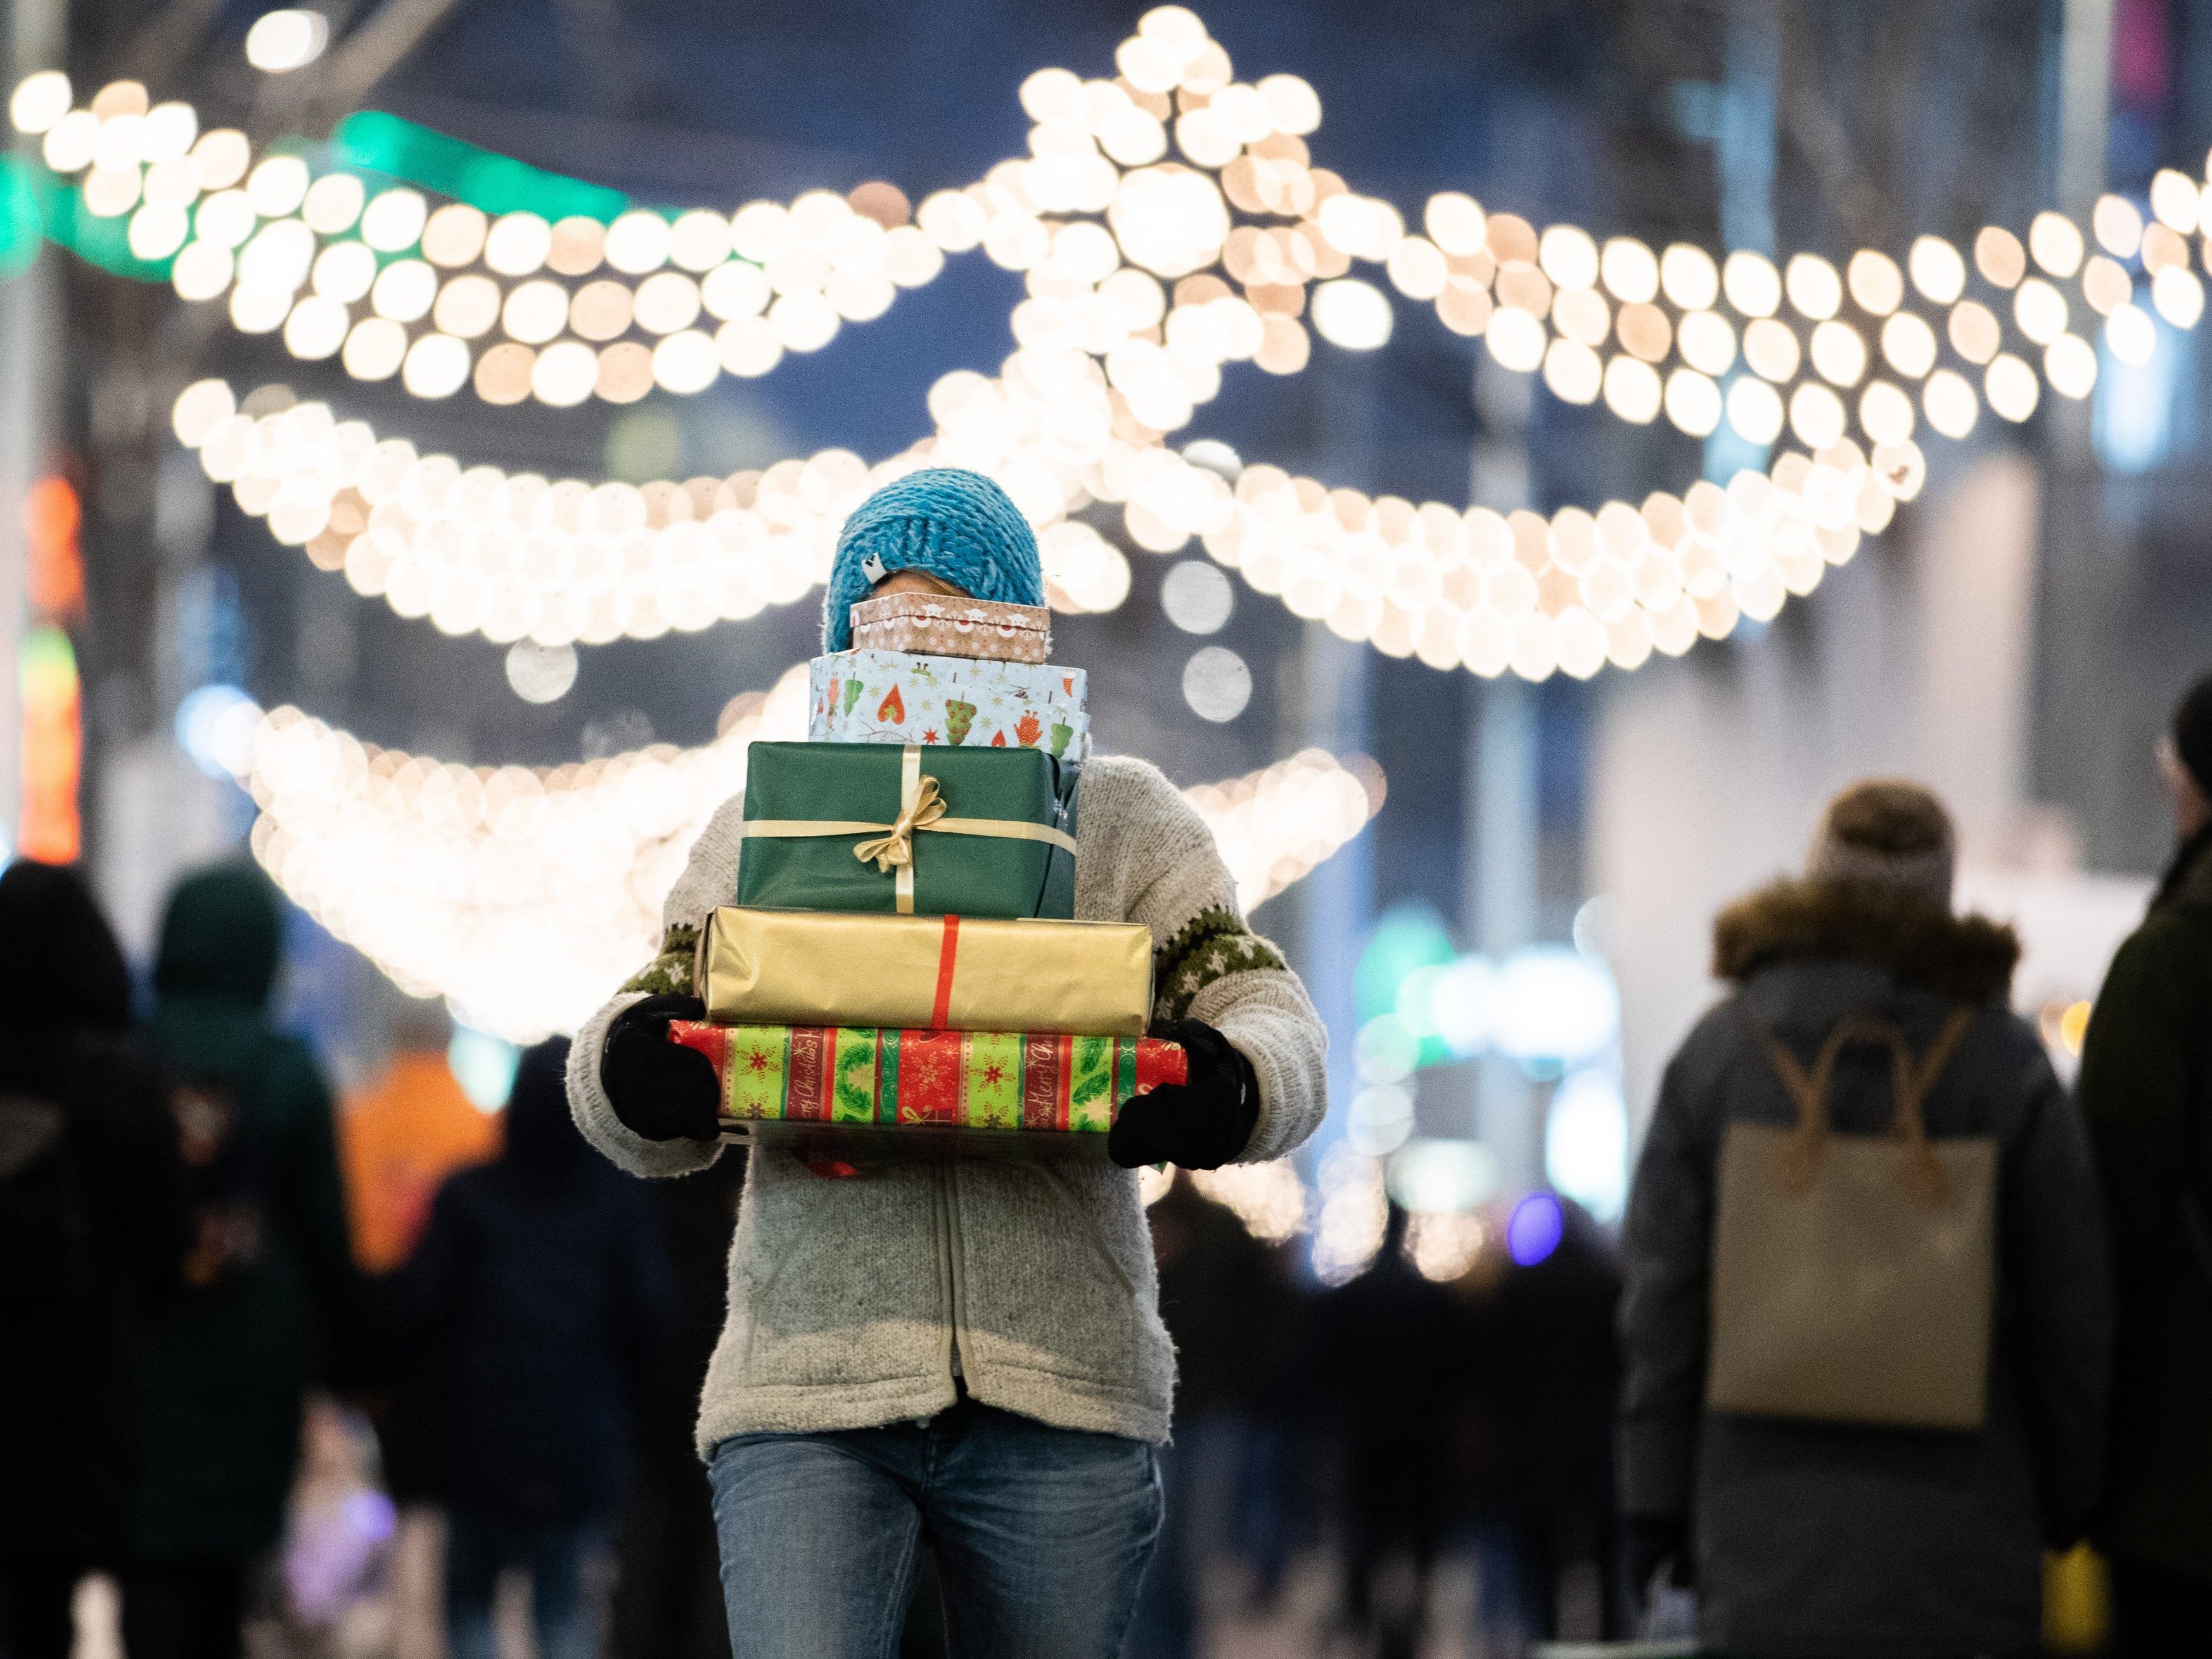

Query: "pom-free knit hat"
left=0, top=860, right=132, bottom=1030
left=1806, top=778, right=1956, bottom=909
left=156, top=862, right=284, bottom=1009
left=2172, top=671, right=2212, bottom=798
left=822, top=468, right=1044, bottom=651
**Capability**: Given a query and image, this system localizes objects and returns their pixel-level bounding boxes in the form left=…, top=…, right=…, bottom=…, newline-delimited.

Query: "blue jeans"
left=708, top=1399, right=1162, bottom=1658
left=444, top=1512, right=600, bottom=1659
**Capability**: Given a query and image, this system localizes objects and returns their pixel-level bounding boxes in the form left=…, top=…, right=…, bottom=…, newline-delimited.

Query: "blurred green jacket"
left=2081, top=826, right=2212, bottom=1582
left=134, top=865, right=361, bottom=1561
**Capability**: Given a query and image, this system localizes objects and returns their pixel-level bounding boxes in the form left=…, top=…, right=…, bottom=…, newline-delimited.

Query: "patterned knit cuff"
left=620, top=923, right=700, bottom=997
left=1153, top=906, right=1288, bottom=1022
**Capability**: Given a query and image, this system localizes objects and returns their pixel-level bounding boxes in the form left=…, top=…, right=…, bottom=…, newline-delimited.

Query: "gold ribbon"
left=741, top=745, right=1078, bottom=914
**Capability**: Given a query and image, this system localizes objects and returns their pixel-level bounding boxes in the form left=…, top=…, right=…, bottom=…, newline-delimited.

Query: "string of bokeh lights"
left=22, top=6, right=2212, bottom=681
left=166, top=379, right=1141, bottom=643
left=186, top=662, right=1381, bottom=1041
left=7, top=75, right=947, bottom=397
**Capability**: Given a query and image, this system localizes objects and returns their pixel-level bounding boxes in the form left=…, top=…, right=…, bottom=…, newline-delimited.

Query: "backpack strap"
left=1752, top=1006, right=1976, bottom=1202
left=1880, top=1006, right=1976, bottom=1203
left=1754, top=1016, right=1860, bottom=1195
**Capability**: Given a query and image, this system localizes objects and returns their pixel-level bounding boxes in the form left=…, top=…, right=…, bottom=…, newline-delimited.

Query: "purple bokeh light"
left=1507, top=1191, right=1564, bottom=1266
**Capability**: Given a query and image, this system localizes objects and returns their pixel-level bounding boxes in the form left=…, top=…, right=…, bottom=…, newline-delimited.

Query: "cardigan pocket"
left=731, top=1152, right=943, bottom=1387
left=985, top=1160, right=1140, bottom=1388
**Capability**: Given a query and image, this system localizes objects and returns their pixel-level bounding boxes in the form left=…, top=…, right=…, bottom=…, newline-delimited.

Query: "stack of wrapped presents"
left=669, top=591, right=1186, bottom=1148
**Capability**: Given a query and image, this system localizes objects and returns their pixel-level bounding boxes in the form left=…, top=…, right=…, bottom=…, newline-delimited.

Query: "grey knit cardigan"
left=566, top=754, right=1330, bottom=1451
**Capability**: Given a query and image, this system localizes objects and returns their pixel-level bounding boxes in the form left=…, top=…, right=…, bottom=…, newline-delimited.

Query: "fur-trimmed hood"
left=1712, top=877, right=2019, bottom=1002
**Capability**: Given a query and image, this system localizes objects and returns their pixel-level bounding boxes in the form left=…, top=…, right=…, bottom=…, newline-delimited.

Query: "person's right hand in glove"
left=601, top=993, right=720, bottom=1143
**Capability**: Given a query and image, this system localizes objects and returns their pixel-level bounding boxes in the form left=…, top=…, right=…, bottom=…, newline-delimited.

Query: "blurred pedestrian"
left=1486, top=1200, right=1623, bottom=1639
left=1307, top=1203, right=1464, bottom=1659
left=125, top=864, right=362, bottom=1659
left=2078, top=671, right=2212, bottom=1653
left=1127, top=1170, right=1296, bottom=1659
left=1620, top=780, right=2110, bottom=1658
left=340, top=997, right=495, bottom=1279
left=0, top=862, right=186, bottom=1659
left=394, top=1038, right=670, bottom=1659
left=338, top=991, right=497, bottom=1639
left=607, top=1155, right=744, bottom=1659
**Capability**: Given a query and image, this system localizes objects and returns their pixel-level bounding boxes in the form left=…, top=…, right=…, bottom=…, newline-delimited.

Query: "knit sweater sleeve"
left=566, top=795, right=748, bottom=1180
left=1076, top=757, right=1329, bottom=1164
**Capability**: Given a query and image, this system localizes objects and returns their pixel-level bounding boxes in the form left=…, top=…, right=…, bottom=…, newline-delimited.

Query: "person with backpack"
left=394, top=1038, right=672, bottom=1659
left=0, top=862, right=187, bottom=1659
left=125, top=864, right=362, bottom=1659
left=2078, top=670, right=2212, bottom=1651
left=1618, top=779, right=2111, bottom=1658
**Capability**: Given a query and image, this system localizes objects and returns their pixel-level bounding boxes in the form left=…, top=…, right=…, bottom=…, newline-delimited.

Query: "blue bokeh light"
left=174, top=683, right=253, bottom=778
left=449, top=1025, right=521, bottom=1113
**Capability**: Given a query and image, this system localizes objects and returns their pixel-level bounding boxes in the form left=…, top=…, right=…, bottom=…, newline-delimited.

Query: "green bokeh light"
left=331, top=111, right=629, bottom=223
left=0, top=153, right=176, bottom=283
left=6, top=109, right=641, bottom=286
left=0, top=157, right=41, bottom=279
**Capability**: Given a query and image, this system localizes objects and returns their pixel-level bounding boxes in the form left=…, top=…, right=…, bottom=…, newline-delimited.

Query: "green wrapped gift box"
left=736, top=741, right=1078, bottom=918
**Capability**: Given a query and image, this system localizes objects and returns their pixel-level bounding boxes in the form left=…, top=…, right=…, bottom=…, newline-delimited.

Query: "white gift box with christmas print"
left=807, top=650, right=1091, bottom=761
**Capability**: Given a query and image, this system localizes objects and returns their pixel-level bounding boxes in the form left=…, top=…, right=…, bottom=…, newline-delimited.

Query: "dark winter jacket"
left=1149, top=1173, right=1292, bottom=1421
left=616, top=1153, right=744, bottom=1478
left=1484, top=1210, right=1621, bottom=1527
left=0, top=863, right=186, bottom=1565
left=1620, top=878, right=2111, bottom=1659
left=395, top=1040, right=671, bottom=1527
left=134, top=866, right=362, bottom=1561
left=2078, top=826, right=2212, bottom=1581
left=1306, top=1208, right=1467, bottom=1539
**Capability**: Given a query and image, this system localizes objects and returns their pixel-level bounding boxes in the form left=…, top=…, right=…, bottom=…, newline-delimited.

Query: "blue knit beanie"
left=822, top=468, right=1045, bottom=651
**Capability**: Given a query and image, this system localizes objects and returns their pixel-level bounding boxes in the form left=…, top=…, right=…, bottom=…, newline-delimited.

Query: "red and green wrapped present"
left=668, top=1021, right=1185, bottom=1137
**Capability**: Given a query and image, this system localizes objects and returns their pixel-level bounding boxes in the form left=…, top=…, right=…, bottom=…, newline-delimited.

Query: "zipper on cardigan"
left=933, top=1163, right=962, bottom=1385
left=945, top=1160, right=968, bottom=1387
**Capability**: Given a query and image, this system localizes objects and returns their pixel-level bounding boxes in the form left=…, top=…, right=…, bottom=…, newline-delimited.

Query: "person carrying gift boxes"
left=563, top=467, right=1329, bottom=1659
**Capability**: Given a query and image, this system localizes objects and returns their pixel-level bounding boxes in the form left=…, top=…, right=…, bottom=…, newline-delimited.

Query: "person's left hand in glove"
left=1107, top=1018, right=1260, bottom=1170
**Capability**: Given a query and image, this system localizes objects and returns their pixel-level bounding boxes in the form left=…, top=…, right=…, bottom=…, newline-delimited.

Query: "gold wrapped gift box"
left=696, top=906, right=1153, bottom=1037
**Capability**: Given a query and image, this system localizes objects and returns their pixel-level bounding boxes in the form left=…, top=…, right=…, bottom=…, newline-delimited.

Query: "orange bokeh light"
left=24, top=475, right=84, bottom=619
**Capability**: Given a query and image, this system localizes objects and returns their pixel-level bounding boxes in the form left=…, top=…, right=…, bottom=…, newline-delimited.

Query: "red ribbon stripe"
left=931, top=914, right=962, bottom=1030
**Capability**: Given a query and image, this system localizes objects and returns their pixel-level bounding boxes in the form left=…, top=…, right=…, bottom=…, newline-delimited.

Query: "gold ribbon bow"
left=853, top=771, right=947, bottom=873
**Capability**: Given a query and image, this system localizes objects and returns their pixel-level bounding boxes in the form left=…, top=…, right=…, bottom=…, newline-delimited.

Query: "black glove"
left=601, top=994, right=720, bottom=1143
left=1107, top=1018, right=1260, bottom=1171
left=1625, top=1512, right=1693, bottom=1594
